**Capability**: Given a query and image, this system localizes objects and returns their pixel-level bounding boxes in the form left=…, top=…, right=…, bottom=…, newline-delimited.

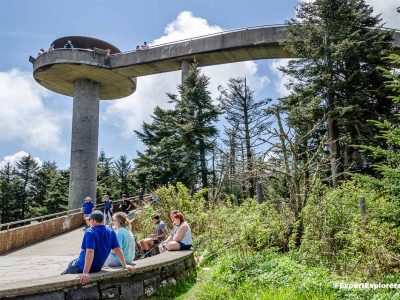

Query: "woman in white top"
left=160, top=212, right=192, bottom=252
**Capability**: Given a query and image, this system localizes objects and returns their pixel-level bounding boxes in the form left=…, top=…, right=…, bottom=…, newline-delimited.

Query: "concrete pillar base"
left=181, top=60, right=191, bottom=84
left=68, top=79, right=100, bottom=210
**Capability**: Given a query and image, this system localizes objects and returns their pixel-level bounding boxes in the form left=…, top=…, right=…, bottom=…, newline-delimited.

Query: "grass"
left=154, top=250, right=400, bottom=300
left=153, top=267, right=212, bottom=299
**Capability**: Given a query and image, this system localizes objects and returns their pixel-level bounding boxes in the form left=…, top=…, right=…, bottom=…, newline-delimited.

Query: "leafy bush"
left=194, top=250, right=400, bottom=299
left=133, top=183, right=207, bottom=241
left=300, top=181, right=400, bottom=278
left=133, top=183, right=295, bottom=259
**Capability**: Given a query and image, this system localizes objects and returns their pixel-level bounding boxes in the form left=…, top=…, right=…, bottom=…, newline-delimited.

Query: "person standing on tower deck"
left=64, top=40, right=73, bottom=49
left=140, top=42, right=149, bottom=50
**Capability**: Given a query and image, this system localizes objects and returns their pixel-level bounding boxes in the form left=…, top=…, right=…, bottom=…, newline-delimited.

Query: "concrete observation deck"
left=33, top=36, right=136, bottom=100
left=33, top=25, right=400, bottom=98
left=30, top=25, right=400, bottom=211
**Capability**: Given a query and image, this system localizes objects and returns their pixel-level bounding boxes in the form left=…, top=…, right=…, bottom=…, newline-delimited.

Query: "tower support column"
left=181, top=60, right=191, bottom=84
left=68, top=79, right=100, bottom=209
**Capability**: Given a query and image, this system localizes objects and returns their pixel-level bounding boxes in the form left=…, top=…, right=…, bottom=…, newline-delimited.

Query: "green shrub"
left=194, top=250, right=400, bottom=299
left=134, top=183, right=296, bottom=260
left=300, top=181, right=400, bottom=278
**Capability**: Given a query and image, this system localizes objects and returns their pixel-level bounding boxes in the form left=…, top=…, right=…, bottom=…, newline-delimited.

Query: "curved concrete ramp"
left=0, top=228, right=87, bottom=285
left=0, top=226, right=195, bottom=299
left=33, top=26, right=400, bottom=95
left=111, top=25, right=400, bottom=78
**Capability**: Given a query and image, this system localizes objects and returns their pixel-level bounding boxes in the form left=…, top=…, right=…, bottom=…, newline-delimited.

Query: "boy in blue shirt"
left=62, top=211, right=135, bottom=285
left=81, top=196, right=95, bottom=228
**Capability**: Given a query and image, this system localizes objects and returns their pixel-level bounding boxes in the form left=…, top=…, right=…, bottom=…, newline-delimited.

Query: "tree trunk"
left=229, top=132, right=236, bottom=195
left=243, top=79, right=255, bottom=197
left=324, top=33, right=340, bottom=188
left=256, top=181, right=263, bottom=204
left=326, top=89, right=340, bottom=188
left=199, top=139, right=208, bottom=200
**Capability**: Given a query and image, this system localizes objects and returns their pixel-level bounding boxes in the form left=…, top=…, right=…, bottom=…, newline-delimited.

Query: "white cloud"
left=152, top=11, right=223, bottom=45
left=270, top=0, right=399, bottom=98
left=104, top=72, right=179, bottom=138
left=366, top=0, right=399, bottom=29
left=302, top=0, right=399, bottom=29
left=0, top=69, right=67, bottom=153
left=0, top=151, right=42, bottom=169
left=106, top=11, right=270, bottom=138
left=269, top=59, right=292, bottom=98
left=202, top=61, right=270, bottom=100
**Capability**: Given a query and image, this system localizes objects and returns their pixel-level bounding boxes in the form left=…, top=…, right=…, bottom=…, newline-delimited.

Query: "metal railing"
left=121, top=24, right=399, bottom=55
left=122, top=23, right=287, bottom=54
left=35, top=24, right=399, bottom=60
left=0, top=195, right=147, bottom=231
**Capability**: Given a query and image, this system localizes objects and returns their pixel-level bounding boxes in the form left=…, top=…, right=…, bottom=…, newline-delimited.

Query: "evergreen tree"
left=44, top=169, right=69, bottom=214
left=169, top=61, right=220, bottom=191
left=358, top=54, right=400, bottom=197
left=97, top=150, right=117, bottom=200
left=135, top=62, right=220, bottom=193
left=31, top=161, right=58, bottom=208
left=14, top=154, right=39, bottom=219
left=218, top=77, right=271, bottom=198
left=0, top=162, right=17, bottom=223
left=114, top=155, right=133, bottom=196
left=281, top=0, right=394, bottom=186
left=134, top=106, right=184, bottom=190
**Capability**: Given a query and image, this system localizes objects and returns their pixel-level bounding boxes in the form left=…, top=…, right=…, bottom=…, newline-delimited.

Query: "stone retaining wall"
left=0, top=251, right=195, bottom=300
left=0, top=212, right=84, bottom=254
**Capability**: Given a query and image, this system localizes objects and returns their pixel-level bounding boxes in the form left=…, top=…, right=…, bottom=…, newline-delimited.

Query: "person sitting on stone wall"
left=159, top=212, right=192, bottom=252
left=139, top=215, right=168, bottom=254
left=104, top=212, right=136, bottom=267
left=61, top=210, right=135, bottom=285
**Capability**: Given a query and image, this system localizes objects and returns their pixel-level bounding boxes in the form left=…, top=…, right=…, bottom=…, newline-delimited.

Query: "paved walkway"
left=0, top=210, right=138, bottom=286
left=0, top=228, right=84, bottom=284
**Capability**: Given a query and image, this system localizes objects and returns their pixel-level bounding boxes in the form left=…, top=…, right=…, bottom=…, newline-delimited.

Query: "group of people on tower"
left=136, top=41, right=149, bottom=50
left=63, top=193, right=192, bottom=285
left=37, top=39, right=151, bottom=59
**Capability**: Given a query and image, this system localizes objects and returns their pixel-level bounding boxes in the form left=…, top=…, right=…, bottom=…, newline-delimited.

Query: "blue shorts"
left=178, top=242, right=192, bottom=250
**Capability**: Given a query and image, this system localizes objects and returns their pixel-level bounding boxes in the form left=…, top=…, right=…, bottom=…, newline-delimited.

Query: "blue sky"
left=0, top=0, right=398, bottom=169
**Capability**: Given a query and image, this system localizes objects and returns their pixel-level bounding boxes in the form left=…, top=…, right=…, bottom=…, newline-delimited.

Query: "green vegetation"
left=133, top=179, right=400, bottom=299
left=194, top=251, right=400, bottom=300
left=1, top=0, right=399, bottom=299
